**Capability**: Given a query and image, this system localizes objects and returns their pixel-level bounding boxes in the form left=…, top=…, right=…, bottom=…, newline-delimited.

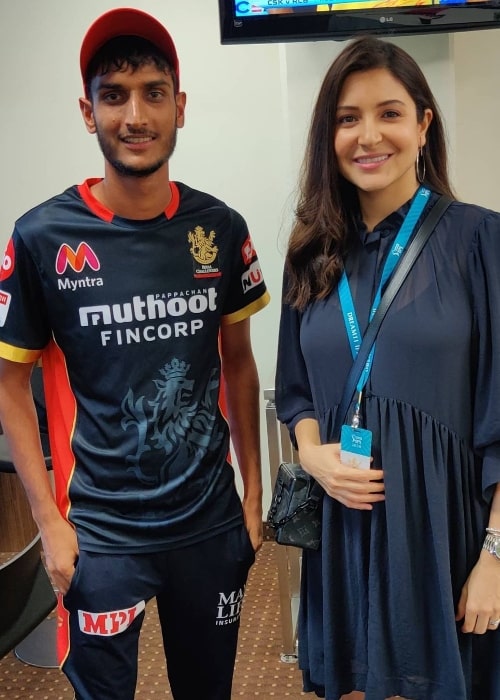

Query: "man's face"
left=80, top=62, right=186, bottom=178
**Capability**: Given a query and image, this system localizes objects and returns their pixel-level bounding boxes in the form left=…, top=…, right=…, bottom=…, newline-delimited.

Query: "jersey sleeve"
left=468, top=210, right=500, bottom=495
left=220, top=209, right=270, bottom=325
left=0, top=228, right=50, bottom=362
left=275, top=268, right=316, bottom=444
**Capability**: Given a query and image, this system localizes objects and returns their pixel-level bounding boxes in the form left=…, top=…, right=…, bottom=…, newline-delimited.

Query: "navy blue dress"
left=275, top=194, right=500, bottom=700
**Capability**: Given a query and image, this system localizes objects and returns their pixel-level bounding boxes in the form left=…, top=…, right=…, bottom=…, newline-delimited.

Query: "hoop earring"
left=416, top=146, right=426, bottom=183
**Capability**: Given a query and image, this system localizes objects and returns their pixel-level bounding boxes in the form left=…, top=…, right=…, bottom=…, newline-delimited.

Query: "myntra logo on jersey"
left=78, top=600, right=145, bottom=636
left=56, top=242, right=100, bottom=274
left=79, top=288, right=218, bottom=347
left=56, top=242, right=103, bottom=291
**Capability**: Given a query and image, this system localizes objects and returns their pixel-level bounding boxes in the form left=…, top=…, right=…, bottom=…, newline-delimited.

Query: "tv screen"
left=219, top=0, right=500, bottom=43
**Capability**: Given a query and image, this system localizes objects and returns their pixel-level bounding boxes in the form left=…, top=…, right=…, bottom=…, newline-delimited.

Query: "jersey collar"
left=77, top=178, right=180, bottom=222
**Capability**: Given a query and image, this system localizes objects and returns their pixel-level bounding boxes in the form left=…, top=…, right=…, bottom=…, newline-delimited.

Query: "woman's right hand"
left=299, top=442, right=385, bottom=510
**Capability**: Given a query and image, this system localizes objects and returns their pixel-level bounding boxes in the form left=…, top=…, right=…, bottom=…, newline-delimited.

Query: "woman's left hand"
left=456, top=551, right=500, bottom=634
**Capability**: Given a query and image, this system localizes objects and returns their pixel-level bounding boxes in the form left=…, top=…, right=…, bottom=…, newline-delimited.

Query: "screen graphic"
left=235, top=0, right=477, bottom=15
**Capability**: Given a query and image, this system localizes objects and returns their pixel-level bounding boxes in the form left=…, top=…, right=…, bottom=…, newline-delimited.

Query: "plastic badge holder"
left=340, top=425, right=372, bottom=470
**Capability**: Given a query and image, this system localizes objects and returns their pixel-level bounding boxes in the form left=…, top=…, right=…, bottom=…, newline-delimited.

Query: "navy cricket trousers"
left=60, top=524, right=255, bottom=700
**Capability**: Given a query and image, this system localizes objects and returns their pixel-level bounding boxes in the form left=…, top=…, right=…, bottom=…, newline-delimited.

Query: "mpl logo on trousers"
left=78, top=601, right=145, bottom=636
left=55, top=242, right=100, bottom=274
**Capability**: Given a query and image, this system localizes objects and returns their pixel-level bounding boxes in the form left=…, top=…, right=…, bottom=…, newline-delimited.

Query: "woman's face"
left=334, top=67, right=432, bottom=206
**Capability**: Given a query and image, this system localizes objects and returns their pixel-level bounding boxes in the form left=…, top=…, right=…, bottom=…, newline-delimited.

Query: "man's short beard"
left=107, top=156, right=169, bottom=178
left=96, top=129, right=178, bottom=178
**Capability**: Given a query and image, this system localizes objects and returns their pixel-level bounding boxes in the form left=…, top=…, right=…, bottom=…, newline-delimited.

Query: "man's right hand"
left=40, top=516, right=79, bottom=595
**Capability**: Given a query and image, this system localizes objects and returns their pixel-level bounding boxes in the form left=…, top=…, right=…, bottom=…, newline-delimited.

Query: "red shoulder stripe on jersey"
left=165, top=181, right=180, bottom=219
left=41, top=340, right=78, bottom=522
left=78, top=179, right=114, bottom=223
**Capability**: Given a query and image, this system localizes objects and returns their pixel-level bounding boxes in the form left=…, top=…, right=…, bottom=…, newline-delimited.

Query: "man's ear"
left=175, top=92, right=187, bottom=129
left=79, top=97, right=97, bottom=134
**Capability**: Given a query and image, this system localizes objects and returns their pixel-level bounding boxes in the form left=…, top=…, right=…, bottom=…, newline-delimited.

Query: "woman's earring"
left=416, top=146, right=426, bottom=183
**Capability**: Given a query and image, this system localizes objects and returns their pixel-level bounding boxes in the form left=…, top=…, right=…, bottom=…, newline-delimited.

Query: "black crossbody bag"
left=267, top=195, right=452, bottom=550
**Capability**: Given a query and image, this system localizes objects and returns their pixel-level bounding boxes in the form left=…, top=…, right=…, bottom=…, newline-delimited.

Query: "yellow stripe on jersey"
left=222, top=291, right=271, bottom=326
left=0, top=340, right=42, bottom=363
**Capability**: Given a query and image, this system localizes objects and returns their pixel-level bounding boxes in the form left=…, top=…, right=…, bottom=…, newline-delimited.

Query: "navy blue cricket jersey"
left=0, top=179, right=270, bottom=552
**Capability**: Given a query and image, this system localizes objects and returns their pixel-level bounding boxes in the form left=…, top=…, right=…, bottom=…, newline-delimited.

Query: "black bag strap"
left=333, top=194, right=453, bottom=438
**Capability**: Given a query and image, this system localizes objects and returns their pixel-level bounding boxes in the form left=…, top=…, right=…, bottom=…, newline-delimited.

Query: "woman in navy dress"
left=275, top=36, right=500, bottom=700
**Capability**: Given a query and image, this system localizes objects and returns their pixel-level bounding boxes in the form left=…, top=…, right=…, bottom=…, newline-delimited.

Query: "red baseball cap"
left=80, top=8, right=180, bottom=89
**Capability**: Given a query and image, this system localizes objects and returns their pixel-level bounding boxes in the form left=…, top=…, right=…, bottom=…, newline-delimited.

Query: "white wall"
left=1, top=1, right=499, bottom=508
left=452, top=29, right=500, bottom=209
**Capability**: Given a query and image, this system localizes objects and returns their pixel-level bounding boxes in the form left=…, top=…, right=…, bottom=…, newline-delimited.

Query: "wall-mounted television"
left=218, top=0, right=500, bottom=43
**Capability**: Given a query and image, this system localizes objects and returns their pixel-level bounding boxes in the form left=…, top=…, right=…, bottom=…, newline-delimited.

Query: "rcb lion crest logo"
left=188, top=226, right=221, bottom=278
left=121, top=359, right=223, bottom=487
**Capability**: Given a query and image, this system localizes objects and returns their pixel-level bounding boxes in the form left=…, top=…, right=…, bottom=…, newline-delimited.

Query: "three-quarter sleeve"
left=275, top=270, right=316, bottom=442
left=468, top=211, right=500, bottom=496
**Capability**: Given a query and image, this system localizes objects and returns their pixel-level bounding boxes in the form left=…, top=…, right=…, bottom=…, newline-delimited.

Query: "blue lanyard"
left=338, top=187, right=431, bottom=401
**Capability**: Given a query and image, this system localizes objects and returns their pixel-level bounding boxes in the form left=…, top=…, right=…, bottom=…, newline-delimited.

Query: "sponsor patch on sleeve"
left=241, top=261, right=263, bottom=293
left=0, top=290, right=11, bottom=327
left=241, top=235, right=257, bottom=265
left=0, top=239, right=15, bottom=282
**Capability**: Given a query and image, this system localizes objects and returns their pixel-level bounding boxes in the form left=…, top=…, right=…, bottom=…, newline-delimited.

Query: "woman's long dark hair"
left=286, top=36, right=455, bottom=310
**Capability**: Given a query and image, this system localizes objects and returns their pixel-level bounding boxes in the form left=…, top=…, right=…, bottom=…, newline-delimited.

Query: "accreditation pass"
left=340, top=425, right=372, bottom=470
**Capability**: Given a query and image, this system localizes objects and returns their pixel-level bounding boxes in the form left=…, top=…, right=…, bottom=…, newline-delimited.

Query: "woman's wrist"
left=482, top=531, right=500, bottom=562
